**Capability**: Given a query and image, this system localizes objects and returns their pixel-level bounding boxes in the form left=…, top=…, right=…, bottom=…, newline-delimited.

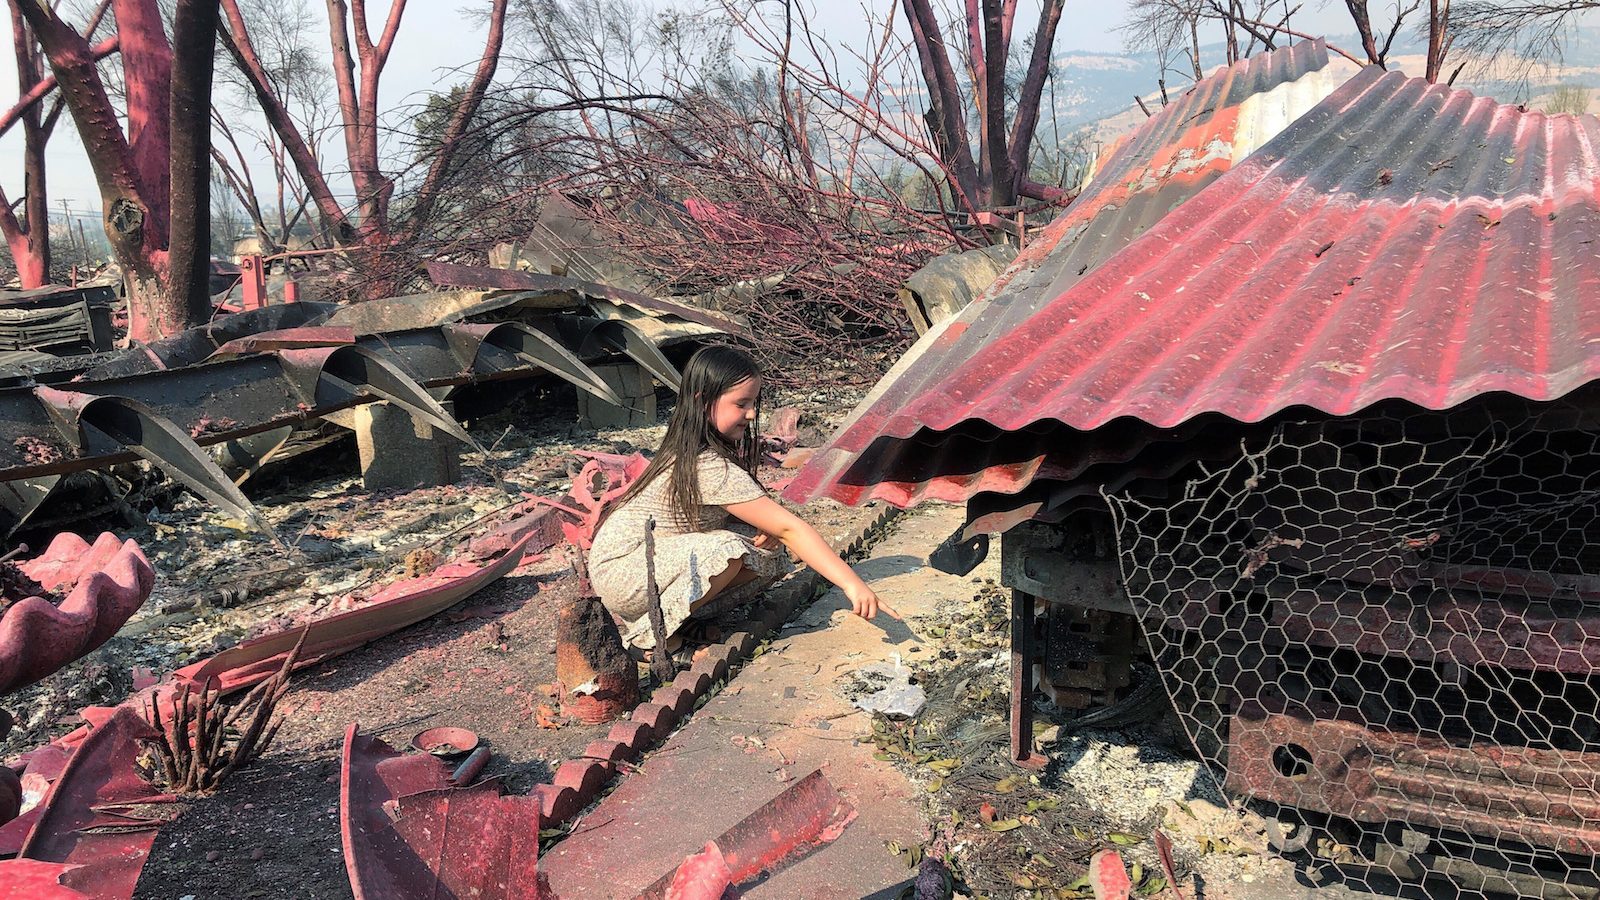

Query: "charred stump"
left=555, top=546, right=639, bottom=724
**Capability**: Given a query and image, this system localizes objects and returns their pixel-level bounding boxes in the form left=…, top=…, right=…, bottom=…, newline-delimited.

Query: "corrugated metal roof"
left=789, top=62, right=1600, bottom=511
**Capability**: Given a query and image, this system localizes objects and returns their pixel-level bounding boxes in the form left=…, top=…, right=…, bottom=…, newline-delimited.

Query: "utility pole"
left=58, top=199, right=77, bottom=257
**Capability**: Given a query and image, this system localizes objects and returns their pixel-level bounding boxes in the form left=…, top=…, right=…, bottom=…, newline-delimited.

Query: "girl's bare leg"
left=691, top=558, right=760, bottom=613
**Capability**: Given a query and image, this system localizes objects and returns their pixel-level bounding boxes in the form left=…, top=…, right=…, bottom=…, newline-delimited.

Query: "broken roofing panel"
left=789, top=59, right=1600, bottom=511
left=785, top=40, right=1344, bottom=508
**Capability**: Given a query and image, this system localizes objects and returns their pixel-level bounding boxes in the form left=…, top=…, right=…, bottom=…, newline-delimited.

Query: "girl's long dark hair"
left=614, top=344, right=763, bottom=528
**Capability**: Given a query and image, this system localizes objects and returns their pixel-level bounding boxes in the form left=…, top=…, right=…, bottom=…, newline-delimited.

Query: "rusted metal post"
left=1011, top=588, right=1048, bottom=769
left=239, top=254, right=267, bottom=310
left=283, top=280, right=299, bottom=304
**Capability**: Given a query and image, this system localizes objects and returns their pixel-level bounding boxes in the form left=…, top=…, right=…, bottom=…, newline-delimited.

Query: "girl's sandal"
left=678, top=620, right=725, bottom=646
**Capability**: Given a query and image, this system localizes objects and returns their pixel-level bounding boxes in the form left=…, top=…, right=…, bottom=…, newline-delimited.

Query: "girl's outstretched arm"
left=725, top=496, right=900, bottom=621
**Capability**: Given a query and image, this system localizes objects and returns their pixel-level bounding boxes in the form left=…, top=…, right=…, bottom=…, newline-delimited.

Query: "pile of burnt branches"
left=548, top=100, right=959, bottom=380
left=499, top=91, right=960, bottom=381
left=141, top=633, right=303, bottom=794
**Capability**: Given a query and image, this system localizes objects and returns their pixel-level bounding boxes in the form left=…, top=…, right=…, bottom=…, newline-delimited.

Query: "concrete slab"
left=541, top=502, right=995, bottom=898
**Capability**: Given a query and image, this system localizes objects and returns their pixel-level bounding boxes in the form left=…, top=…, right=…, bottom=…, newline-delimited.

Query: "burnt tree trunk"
left=167, top=0, right=224, bottom=331
left=221, top=0, right=509, bottom=300
left=899, top=0, right=1067, bottom=214
left=19, top=0, right=222, bottom=341
left=1, top=0, right=50, bottom=288
left=15, top=123, right=48, bottom=287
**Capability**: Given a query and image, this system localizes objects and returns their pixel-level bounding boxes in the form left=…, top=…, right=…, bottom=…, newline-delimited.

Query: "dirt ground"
left=0, top=377, right=870, bottom=897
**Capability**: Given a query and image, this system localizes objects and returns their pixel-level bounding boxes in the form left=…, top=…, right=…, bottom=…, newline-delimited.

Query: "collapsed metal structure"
left=0, top=264, right=741, bottom=537
left=791, top=44, right=1600, bottom=897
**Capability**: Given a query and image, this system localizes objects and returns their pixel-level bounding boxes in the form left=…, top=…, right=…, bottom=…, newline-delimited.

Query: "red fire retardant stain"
left=0, top=858, right=88, bottom=898
left=639, top=770, right=857, bottom=898
left=1088, top=849, right=1133, bottom=900
left=339, top=724, right=549, bottom=900
left=172, top=534, right=535, bottom=696
left=0, top=533, right=155, bottom=694
left=664, top=842, right=734, bottom=900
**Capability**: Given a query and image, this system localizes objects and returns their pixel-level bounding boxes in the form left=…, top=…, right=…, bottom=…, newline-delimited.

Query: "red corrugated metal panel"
left=789, top=63, right=1600, bottom=509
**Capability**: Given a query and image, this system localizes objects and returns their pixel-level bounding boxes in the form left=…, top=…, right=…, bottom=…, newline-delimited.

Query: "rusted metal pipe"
left=451, top=746, right=491, bottom=787
left=1010, top=589, right=1047, bottom=769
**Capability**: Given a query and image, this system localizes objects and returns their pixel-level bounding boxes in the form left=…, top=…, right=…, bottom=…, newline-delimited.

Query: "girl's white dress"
left=589, top=450, right=790, bottom=648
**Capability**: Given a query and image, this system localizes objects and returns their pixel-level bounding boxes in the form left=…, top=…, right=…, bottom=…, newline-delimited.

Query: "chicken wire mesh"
left=1104, top=396, right=1600, bottom=899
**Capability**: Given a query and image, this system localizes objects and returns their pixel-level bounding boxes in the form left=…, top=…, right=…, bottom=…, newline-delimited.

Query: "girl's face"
left=710, top=376, right=761, bottom=442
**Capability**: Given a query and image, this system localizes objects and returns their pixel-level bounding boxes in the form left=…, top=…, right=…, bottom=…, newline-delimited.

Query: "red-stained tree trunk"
left=900, top=0, right=1066, bottom=211
left=218, top=0, right=509, bottom=297
left=17, top=0, right=221, bottom=340
left=0, top=0, right=114, bottom=290
left=0, top=1, right=62, bottom=289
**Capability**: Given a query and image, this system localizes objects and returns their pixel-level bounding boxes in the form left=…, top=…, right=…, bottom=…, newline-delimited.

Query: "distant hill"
left=1044, top=25, right=1600, bottom=138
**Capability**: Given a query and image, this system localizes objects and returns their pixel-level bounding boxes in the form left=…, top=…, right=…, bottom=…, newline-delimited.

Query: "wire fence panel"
left=1106, top=396, right=1600, bottom=898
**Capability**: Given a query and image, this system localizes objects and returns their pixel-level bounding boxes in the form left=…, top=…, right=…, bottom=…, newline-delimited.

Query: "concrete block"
left=577, top=362, right=656, bottom=430
left=535, top=784, right=582, bottom=824
left=354, top=400, right=461, bottom=490
left=608, top=719, right=654, bottom=752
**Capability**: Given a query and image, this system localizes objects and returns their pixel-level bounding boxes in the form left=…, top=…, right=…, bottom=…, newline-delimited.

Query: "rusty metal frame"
left=1228, top=705, right=1600, bottom=858
left=1010, top=589, right=1048, bottom=769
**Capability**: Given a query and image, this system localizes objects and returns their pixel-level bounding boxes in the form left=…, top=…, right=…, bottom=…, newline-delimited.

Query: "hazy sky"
left=0, top=1, right=1401, bottom=233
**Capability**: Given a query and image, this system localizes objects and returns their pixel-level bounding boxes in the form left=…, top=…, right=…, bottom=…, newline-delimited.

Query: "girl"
left=589, top=345, right=896, bottom=654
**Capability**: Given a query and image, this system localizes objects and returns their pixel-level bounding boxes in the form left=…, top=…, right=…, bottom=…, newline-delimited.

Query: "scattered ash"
left=2, top=647, right=137, bottom=754
left=0, top=380, right=869, bottom=768
left=12, top=435, right=63, bottom=466
left=866, top=579, right=1295, bottom=899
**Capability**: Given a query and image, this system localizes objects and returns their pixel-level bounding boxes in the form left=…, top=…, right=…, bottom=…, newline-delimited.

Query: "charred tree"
left=0, top=1, right=114, bottom=288
left=218, top=0, right=510, bottom=297
left=17, top=0, right=222, bottom=340
left=898, top=0, right=1067, bottom=211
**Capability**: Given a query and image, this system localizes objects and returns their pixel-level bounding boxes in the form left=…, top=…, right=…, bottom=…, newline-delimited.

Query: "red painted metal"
left=340, top=724, right=548, bottom=900
left=0, top=859, right=87, bottom=898
left=15, top=707, right=179, bottom=899
left=0, top=533, right=154, bottom=693
left=1229, top=706, right=1600, bottom=856
left=172, top=534, right=533, bottom=695
left=637, top=769, right=857, bottom=898
left=788, top=60, right=1600, bottom=513
left=238, top=254, right=267, bottom=311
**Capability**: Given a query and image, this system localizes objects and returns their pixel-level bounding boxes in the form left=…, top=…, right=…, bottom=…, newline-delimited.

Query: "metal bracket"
left=33, top=386, right=279, bottom=541
left=443, top=322, right=624, bottom=406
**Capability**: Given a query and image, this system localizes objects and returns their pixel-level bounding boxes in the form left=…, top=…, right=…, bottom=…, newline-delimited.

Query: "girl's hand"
left=753, top=530, right=779, bottom=551
left=844, top=582, right=900, bottom=621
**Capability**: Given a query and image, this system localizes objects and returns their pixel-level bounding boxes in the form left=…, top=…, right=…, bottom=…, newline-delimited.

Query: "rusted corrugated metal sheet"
left=789, top=62, right=1600, bottom=510
left=786, top=41, right=1343, bottom=507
